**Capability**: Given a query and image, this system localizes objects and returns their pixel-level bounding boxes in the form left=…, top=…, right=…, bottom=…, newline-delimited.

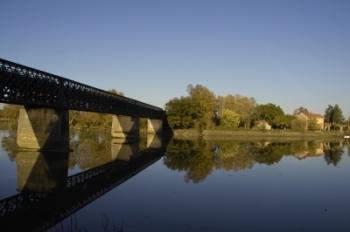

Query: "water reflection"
left=324, top=141, right=344, bottom=166
left=1, top=127, right=350, bottom=231
left=164, top=139, right=348, bottom=183
left=16, top=151, right=68, bottom=192
left=0, top=129, right=167, bottom=231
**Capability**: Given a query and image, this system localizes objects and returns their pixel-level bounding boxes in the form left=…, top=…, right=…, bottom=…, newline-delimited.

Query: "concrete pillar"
left=147, top=119, right=163, bottom=135
left=111, top=139, right=139, bottom=161
left=16, top=151, right=69, bottom=192
left=111, top=115, right=139, bottom=141
left=16, top=107, right=69, bottom=152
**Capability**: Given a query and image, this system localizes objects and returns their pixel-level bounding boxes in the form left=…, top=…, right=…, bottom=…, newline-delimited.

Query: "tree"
left=220, top=109, right=240, bottom=128
left=219, top=95, right=256, bottom=128
left=324, top=104, right=344, bottom=129
left=253, top=103, right=284, bottom=127
left=324, top=105, right=334, bottom=123
left=332, top=104, right=344, bottom=124
left=273, top=115, right=294, bottom=129
left=108, top=89, right=124, bottom=96
left=294, top=107, right=309, bottom=115
left=165, top=84, right=217, bottom=129
left=165, top=97, right=200, bottom=129
left=187, top=84, right=216, bottom=129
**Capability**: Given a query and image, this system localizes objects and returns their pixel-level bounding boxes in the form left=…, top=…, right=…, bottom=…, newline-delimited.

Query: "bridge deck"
left=0, top=58, right=164, bottom=119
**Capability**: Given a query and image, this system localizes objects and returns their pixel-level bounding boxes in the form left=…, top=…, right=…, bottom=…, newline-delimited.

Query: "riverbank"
left=173, top=129, right=346, bottom=141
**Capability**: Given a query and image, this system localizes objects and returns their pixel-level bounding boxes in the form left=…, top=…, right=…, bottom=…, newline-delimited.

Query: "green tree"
left=165, top=97, right=200, bottom=129
left=294, top=107, right=309, bottom=115
left=253, top=103, right=284, bottom=127
left=273, top=115, right=294, bottom=129
left=332, top=104, right=344, bottom=124
left=108, top=89, right=124, bottom=96
left=220, top=109, right=240, bottom=128
left=219, top=95, right=256, bottom=128
left=324, top=104, right=344, bottom=129
left=324, top=105, right=333, bottom=123
left=187, top=84, right=216, bottom=129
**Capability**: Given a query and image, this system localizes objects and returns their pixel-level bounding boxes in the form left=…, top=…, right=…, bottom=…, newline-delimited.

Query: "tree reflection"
left=213, top=142, right=255, bottom=171
left=165, top=139, right=346, bottom=183
left=164, top=140, right=213, bottom=183
left=324, top=142, right=343, bottom=166
left=248, top=142, right=291, bottom=165
left=346, top=140, right=350, bottom=157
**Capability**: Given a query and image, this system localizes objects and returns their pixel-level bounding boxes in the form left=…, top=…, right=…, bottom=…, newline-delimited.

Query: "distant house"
left=255, top=120, right=272, bottom=130
left=295, top=112, right=324, bottom=130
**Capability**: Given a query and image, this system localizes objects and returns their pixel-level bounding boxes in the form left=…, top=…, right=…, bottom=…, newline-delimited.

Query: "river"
left=0, top=126, right=350, bottom=231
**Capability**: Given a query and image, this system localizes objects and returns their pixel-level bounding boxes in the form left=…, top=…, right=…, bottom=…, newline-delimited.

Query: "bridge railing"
left=0, top=58, right=163, bottom=118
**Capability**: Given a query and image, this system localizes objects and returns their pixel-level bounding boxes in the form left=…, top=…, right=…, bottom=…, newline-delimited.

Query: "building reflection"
left=292, top=141, right=325, bottom=159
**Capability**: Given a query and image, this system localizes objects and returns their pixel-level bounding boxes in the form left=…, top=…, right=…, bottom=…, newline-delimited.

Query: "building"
left=295, top=112, right=325, bottom=130
left=255, top=120, right=272, bottom=130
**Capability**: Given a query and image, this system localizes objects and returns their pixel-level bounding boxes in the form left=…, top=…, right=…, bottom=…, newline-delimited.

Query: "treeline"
left=165, top=84, right=350, bottom=131
left=0, top=85, right=349, bottom=132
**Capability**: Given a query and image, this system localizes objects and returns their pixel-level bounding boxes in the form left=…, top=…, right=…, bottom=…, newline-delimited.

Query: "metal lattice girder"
left=0, top=58, right=164, bottom=119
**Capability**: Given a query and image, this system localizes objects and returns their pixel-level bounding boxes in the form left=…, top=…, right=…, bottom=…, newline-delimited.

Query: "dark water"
left=1, top=127, right=350, bottom=231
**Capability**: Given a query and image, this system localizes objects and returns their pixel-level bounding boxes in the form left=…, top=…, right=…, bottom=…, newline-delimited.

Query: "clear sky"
left=1, top=0, right=349, bottom=116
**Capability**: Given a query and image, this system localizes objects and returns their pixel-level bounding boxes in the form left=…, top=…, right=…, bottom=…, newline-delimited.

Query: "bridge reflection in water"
left=0, top=133, right=168, bottom=231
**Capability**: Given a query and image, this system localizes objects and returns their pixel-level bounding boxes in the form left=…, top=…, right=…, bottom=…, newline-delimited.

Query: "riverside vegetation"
left=165, top=84, right=350, bottom=138
left=0, top=85, right=349, bottom=138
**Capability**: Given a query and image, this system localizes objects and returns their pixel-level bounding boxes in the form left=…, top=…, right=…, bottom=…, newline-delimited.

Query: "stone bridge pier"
left=111, top=116, right=163, bottom=140
left=147, top=119, right=163, bottom=135
left=111, top=115, right=140, bottom=141
left=16, top=107, right=69, bottom=152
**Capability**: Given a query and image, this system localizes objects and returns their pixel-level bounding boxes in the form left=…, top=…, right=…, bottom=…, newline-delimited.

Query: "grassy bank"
left=174, top=129, right=346, bottom=141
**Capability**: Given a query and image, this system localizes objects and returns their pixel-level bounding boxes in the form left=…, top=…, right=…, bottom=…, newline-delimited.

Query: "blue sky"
left=1, top=0, right=349, bottom=116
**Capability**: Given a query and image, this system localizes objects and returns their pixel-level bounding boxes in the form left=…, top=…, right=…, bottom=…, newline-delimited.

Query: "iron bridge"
left=0, top=58, right=164, bottom=119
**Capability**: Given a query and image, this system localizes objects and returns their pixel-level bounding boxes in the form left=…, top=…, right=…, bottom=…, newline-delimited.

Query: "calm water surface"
left=1, top=127, right=350, bottom=231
